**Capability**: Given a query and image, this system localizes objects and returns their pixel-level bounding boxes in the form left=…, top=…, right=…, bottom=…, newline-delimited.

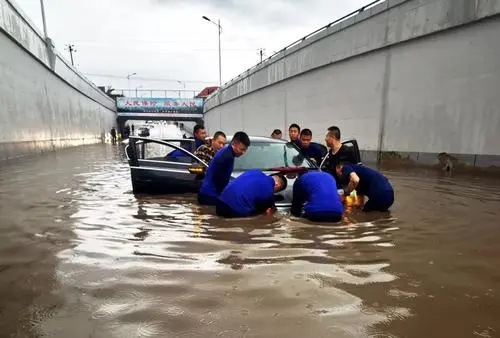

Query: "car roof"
left=224, top=135, right=286, bottom=143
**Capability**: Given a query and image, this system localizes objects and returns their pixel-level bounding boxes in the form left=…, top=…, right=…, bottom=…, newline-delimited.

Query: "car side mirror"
left=188, top=165, right=205, bottom=175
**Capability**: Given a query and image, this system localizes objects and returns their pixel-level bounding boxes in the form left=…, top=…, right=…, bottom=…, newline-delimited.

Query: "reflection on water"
left=1, top=141, right=500, bottom=338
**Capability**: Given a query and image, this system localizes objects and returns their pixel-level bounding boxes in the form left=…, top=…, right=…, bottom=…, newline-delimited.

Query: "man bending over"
left=216, top=170, right=287, bottom=218
left=336, top=163, right=394, bottom=212
left=291, top=171, right=344, bottom=222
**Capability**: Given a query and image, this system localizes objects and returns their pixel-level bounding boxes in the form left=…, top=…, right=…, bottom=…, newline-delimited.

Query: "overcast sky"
left=16, top=0, right=370, bottom=95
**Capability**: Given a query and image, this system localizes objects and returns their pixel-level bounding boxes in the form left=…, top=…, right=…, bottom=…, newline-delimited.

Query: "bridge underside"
left=116, top=113, right=204, bottom=133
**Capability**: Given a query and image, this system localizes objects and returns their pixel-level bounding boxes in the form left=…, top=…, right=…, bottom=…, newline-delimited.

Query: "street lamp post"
left=177, top=80, right=186, bottom=98
left=135, top=85, right=143, bottom=97
left=202, top=16, right=222, bottom=87
left=39, top=0, right=48, bottom=40
left=127, top=72, right=136, bottom=96
left=39, top=0, right=54, bottom=56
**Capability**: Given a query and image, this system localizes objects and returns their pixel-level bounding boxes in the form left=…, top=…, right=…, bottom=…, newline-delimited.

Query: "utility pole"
left=257, top=48, right=265, bottom=62
left=65, top=44, right=76, bottom=66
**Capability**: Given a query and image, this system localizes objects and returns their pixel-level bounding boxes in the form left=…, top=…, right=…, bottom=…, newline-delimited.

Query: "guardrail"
left=113, top=89, right=200, bottom=99
left=218, top=0, right=386, bottom=90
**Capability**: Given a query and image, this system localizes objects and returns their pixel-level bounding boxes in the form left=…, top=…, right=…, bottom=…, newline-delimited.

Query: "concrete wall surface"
left=203, top=0, right=500, bottom=167
left=0, top=0, right=116, bottom=161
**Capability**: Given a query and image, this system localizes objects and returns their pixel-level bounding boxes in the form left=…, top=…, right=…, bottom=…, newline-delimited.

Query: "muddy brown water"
left=1, top=143, right=499, bottom=338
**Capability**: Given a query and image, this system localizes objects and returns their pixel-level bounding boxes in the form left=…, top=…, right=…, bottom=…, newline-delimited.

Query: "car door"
left=318, top=138, right=362, bottom=170
left=126, top=137, right=207, bottom=194
left=340, top=139, right=361, bottom=164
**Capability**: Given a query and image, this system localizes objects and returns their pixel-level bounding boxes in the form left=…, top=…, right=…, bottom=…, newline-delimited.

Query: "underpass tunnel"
left=115, top=116, right=203, bottom=139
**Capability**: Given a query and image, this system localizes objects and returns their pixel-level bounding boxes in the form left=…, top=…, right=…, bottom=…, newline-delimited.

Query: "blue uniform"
left=168, top=138, right=205, bottom=159
left=301, top=142, right=327, bottom=165
left=291, top=171, right=344, bottom=222
left=341, top=164, right=394, bottom=211
left=216, top=169, right=275, bottom=217
left=198, top=145, right=236, bottom=205
left=291, top=139, right=302, bottom=148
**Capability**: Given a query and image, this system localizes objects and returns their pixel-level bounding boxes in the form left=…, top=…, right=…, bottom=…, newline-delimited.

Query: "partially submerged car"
left=125, top=135, right=361, bottom=208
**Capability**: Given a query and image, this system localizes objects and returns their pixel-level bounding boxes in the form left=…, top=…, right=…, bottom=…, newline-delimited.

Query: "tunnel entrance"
left=115, top=97, right=204, bottom=137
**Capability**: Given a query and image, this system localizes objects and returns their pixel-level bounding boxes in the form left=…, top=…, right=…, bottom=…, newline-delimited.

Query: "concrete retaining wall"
left=0, top=0, right=116, bottom=161
left=203, top=0, right=500, bottom=169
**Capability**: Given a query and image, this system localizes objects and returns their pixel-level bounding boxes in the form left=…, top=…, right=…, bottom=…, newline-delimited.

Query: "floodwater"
left=1, top=139, right=500, bottom=338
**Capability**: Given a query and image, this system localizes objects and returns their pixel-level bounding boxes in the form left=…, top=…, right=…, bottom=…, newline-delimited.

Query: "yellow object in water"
left=345, top=196, right=354, bottom=206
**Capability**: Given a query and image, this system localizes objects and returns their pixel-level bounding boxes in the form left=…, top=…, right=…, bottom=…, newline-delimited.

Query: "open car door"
left=339, top=139, right=361, bottom=164
left=317, top=138, right=362, bottom=189
left=318, top=138, right=362, bottom=169
left=125, top=137, right=207, bottom=194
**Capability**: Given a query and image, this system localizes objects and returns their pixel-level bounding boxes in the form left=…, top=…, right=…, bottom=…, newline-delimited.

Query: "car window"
left=233, top=141, right=314, bottom=170
left=137, top=140, right=198, bottom=163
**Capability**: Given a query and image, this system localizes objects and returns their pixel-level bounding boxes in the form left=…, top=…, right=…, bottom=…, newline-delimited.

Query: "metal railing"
left=114, top=88, right=201, bottom=98
left=220, top=0, right=386, bottom=89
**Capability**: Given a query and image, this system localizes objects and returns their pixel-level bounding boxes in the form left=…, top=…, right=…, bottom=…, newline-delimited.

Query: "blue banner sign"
left=116, top=97, right=203, bottom=113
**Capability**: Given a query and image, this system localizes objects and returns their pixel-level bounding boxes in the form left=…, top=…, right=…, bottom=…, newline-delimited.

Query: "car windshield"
left=233, top=141, right=314, bottom=171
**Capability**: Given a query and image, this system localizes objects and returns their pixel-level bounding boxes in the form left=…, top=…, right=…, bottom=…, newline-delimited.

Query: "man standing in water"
left=323, top=126, right=358, bottom=188
left=324, top=126, right=358, bottom=166
left=168, top=124, right=208, bottom=159
left=298, top=128, right=327, bottom=165
left=110, top=127, right=117, bottom=143
left=271, top=129, right=282, bottom=139
left=192, top=124, right=208, bottom=149
left=197, top=131, right=250, bottom=206
left=194, top=131, right=227, bottom=164
left=288, top=123, right=301, bottom=148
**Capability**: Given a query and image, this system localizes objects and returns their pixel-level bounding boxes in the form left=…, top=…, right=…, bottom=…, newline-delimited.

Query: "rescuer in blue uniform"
left=291, top=171, right=344, bottom=222
left=288, top=123, right=302, bottom=148
left=336, top=163, right=394, bottom=212
left=197, top=131, right=250, bottom=205
left=168, top=124, right=207, bottom=159
left=216, top=170, right=288, bottom=218
left=298, top=128, right=327, bottom=166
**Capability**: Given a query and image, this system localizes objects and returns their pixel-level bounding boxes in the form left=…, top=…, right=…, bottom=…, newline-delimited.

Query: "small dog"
left=437, top=152, right=457, bottom=173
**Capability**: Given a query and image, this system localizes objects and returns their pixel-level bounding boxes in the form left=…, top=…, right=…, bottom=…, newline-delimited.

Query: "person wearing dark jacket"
left=336, top=163, right=394, bottom=212
left=298, top=128, right=327, bottom=165
left=322, top=126, right=358, bottom=188
left=168, top=124, right=207, bottom=159
left=216, top=170, right=287, bottom=218
left=291, top=171, right=344, bottom=222
left=197, top=131, right=250, bottom=205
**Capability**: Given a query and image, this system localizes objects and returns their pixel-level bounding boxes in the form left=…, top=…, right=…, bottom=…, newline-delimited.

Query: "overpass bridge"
left=203, top=0, right=500, bottom=170
left=115, top=97, right=204, bottom=133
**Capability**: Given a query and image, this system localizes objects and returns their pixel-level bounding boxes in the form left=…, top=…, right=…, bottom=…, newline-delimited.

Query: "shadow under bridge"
left=116, top=97, right=205, bottom=132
